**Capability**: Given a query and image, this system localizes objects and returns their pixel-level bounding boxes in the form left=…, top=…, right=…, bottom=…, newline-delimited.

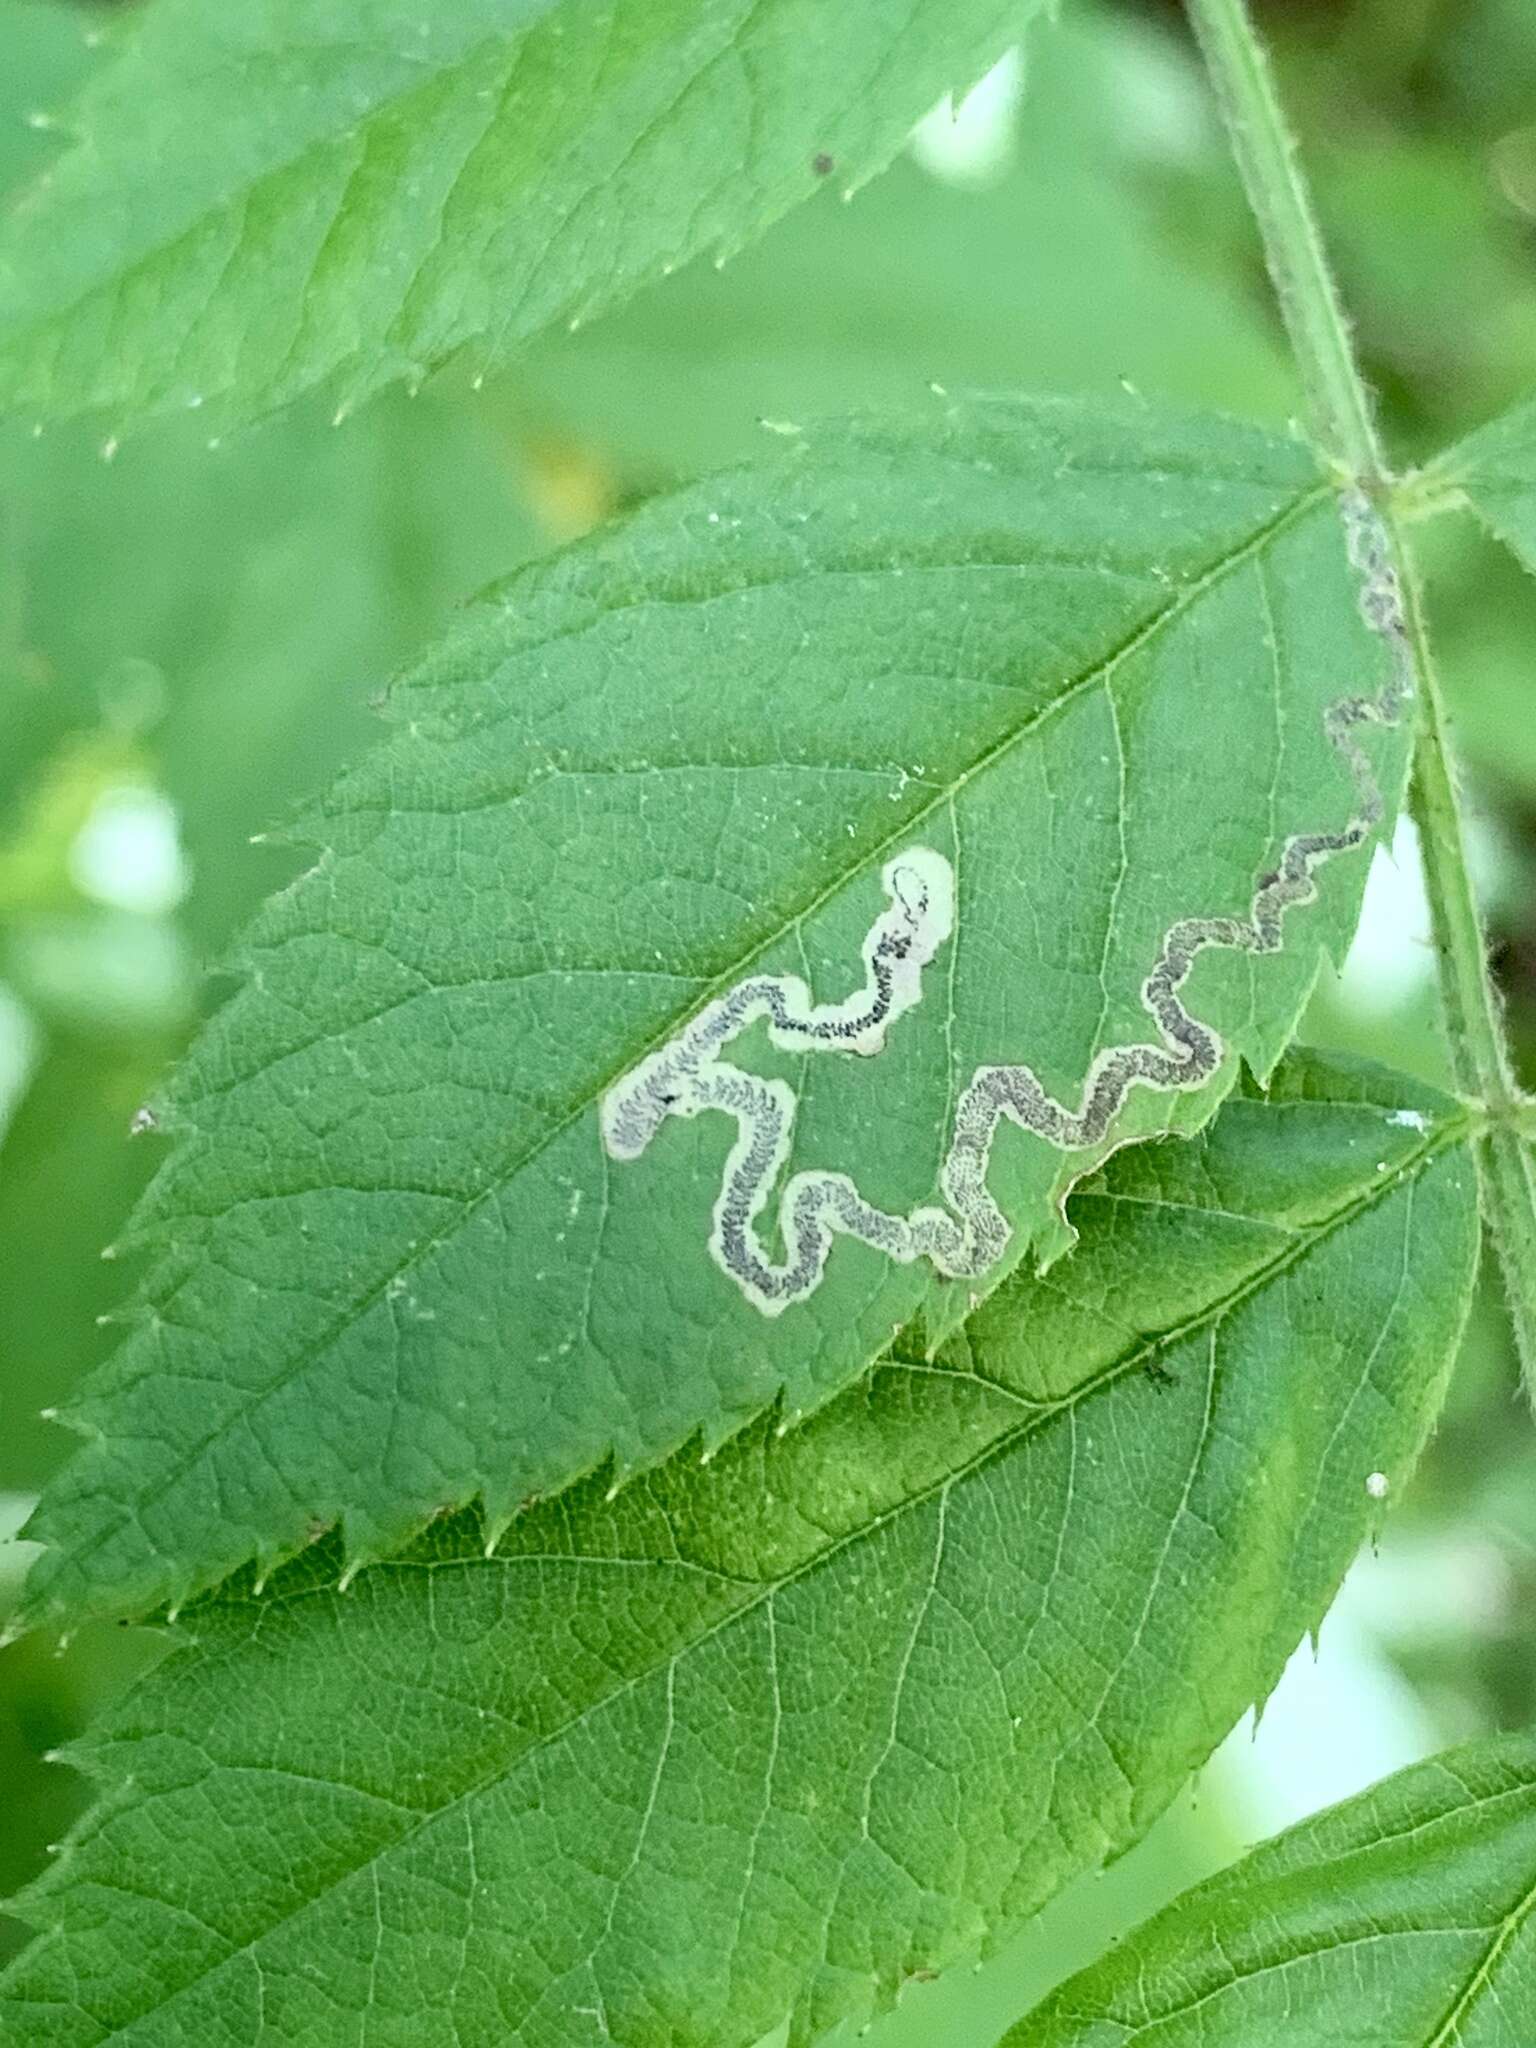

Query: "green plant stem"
left=1397, top=571, right=1510, bottom=1110
left=1184, top=0, right=1379, bottom=482
left=1401, top=563, right=1536, bottom=1391
left=1184, top=0, right=1536, bottom=1400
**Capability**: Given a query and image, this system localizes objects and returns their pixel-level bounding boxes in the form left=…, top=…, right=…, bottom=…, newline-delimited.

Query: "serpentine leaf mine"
left=612, top=487, right=1411, bottom=1315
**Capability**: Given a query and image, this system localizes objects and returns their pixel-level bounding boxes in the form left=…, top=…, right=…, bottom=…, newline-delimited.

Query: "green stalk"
left=1184, top=0, right=1536, bottom=1398
left=1183, top=0, right=1378, bottom=482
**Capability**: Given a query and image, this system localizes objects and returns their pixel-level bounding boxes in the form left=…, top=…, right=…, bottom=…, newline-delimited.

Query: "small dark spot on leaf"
left=812, top=152, right=834, bottom=176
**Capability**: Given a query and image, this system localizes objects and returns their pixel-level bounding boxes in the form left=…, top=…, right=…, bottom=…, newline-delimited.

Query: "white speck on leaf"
left=1386, top=1108, right=1428, bottom=1131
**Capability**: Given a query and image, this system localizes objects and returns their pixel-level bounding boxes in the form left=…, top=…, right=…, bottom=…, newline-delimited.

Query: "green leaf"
left=16, top=394, right=1415, bottom=1631
left=0, top=390, right=539, bottom=949
left=0, top=385, right=541, bottom=1519
left=0, top=1051, right=1482, bottom=2048
left=506, top=9, right=1299, bottom=478
left=0, top=0, right=1039, bottom=432
left=0, top=4, right=93, bottom=203
left=0, top=1031, right=175, bottom=1495
left=1432, top=394, right=1536, bottom=577
left=1008, top=1732, right=1536, bottom=2046
left=0, top=9, right=540, bottom=916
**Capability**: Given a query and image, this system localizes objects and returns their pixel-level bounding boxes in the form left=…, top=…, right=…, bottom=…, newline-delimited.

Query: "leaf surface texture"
left=19, top=396, right=1415, bottom=1628
left=0, top=0, right=1036, bottom=428
left=1010, top=1732, right=1536, bottom=2046
left=0, top=1053, right=1481, bottom=2046
left=1437, top=394, right=1536, bottom=574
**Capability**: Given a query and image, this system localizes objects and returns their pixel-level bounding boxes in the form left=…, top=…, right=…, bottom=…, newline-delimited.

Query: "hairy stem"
left=1184, top=0, right=1536, bottom=1400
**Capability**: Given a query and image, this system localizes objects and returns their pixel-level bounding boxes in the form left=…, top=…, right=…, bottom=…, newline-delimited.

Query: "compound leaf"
left=0, top=1052, right=1481, bottom=2048
left=0, top=0, right=1040, bottom=431
left=1009, top=1732, right=1536, bottom=2046
left=19, top=395, right=1413, bottom=1630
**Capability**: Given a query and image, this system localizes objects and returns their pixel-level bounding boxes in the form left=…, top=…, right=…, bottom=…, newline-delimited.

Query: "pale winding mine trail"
left=602, top=490, right=1411, bottom=1316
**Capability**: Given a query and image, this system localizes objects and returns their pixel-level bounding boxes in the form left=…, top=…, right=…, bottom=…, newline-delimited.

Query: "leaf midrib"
left=36, top=478, right=1334, bottom=1620
left=62, top=1107, right=1463, bottom=2043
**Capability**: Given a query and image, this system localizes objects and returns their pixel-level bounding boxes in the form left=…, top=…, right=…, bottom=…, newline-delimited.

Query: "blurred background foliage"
left=1, top=0, right=1534, bottom=2033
